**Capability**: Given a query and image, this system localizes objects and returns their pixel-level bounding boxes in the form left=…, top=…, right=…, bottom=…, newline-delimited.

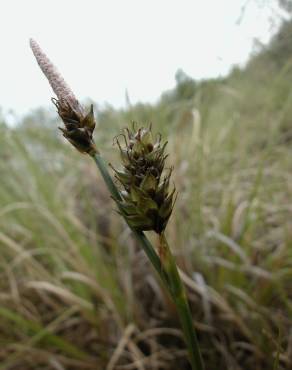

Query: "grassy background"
left=0, top=18, right=292, bottom=370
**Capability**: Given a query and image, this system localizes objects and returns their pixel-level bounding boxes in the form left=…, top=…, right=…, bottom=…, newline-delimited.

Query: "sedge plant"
left=30, top=39, right=204, bottom=370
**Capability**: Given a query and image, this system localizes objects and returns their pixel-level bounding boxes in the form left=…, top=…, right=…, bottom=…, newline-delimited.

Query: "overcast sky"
left=0, top=0, right=281, bottom=119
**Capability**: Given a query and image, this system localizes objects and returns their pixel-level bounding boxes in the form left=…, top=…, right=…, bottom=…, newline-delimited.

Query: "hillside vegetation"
left=0, top=19, right=291, bottom=370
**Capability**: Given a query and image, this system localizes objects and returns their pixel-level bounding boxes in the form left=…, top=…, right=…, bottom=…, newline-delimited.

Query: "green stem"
left=93, top=153, right=122, bottom=202
left=158, top=233, right=204, bottom=370
left=132, top=231, right=168, bottom=284
left=91, top=152, right=204, bottom=370
left=92, top=154, right=167, bottom=280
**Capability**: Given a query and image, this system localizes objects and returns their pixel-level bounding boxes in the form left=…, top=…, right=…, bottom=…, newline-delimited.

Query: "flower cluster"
left=113, top=125, right=176, bottom=234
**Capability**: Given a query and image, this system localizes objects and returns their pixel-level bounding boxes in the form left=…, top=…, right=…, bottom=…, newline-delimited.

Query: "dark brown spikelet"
left=52, top=99, right=97, bottom=155
left=113, top=124, right=176, bottom=234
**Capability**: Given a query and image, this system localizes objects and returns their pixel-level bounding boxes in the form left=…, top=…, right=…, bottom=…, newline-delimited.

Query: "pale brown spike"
left=30, top=38, right=84, bottom=116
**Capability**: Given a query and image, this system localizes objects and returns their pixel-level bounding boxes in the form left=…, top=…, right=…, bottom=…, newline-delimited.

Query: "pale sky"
left=0, top=0, right=281, bottom=120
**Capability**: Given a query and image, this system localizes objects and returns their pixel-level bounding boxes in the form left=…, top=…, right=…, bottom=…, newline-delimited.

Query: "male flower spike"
left=30, top=39, right=97, bottom=155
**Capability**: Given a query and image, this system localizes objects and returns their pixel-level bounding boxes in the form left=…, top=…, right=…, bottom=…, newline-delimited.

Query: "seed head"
left=113, top=125, right=176, bottom=234
left=30, top=38, right=97, bottom=155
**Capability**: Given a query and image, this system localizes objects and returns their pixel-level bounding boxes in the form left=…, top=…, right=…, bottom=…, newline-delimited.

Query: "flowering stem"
left=91, top=152, right=204, bottom=370
left=30, top=38, right=203, bottom=368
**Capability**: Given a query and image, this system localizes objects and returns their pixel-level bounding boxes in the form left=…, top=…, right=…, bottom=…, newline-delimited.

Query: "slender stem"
left=92, top=154, right=167, bottom=280
left=92, top=153, right=122, bottom=202
left=158, top=233, right=204, bottom=370
left=91, top=152, right=204, bottom=370
left=132, top=230, right=169, bottom=287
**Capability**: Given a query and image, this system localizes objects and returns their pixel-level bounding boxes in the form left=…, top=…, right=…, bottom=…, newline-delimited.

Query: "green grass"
left=0, top=23, right=292, bottom=369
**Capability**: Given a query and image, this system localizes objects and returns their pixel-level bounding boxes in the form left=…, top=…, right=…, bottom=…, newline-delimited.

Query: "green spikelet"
left=113, top=124, right=176, bottom=234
